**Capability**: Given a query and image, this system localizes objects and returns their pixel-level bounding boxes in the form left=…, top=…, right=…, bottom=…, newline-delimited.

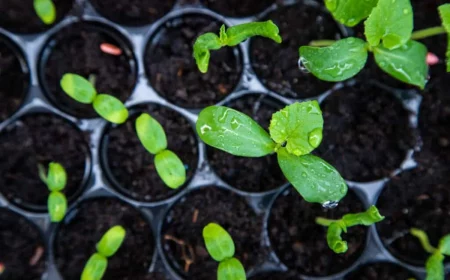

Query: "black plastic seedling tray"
left=0, top=0, right=449, bottom=279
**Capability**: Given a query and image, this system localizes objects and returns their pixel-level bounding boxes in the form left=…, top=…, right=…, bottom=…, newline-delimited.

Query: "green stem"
left=316, top=217, right=338, bottom=226
left=309, top=40, right=336, bottom=47
left=410, top=228, right=437, bottom=254
left=411, top=26, right=446, bottom=40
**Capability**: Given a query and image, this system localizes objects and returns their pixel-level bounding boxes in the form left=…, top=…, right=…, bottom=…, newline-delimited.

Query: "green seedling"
left=193, top=20, right=282, bottom=73
left=203, top=223, right=246, bottom=280
left=34, top=0, right=56, bottom=25
left=135, top=113, right=186, bottom=189
left=315, top=205, right=384, bottom=253
left=81, top=225, right=126, bottom=280
left=38, top=162, right=67, bottom=222
left=60, top=73, right=128, bottom=124
left=410, top=228, right=450, bottom=280
left=196, top=100, right=348, bottom=205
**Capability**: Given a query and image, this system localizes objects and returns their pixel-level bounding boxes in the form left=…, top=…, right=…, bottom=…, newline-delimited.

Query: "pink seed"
left=100, top=43, right=123, bottom=56
left=0, top=263, right=4, bottom=274
left=426, top=52, right=439, bottom=66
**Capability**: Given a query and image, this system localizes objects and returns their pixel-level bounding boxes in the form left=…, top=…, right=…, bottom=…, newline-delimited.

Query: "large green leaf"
left=277, top=149, right=348, bottom=204
left=60, top=73, right=97, bottom=104
left=81, top=253, right=108, bottom=280
left=135, top=113, right=167, bottom=155
left=325, top=0, right=378, bottom=27
left=203, top=223, right=235, bottom=262
left=373, top=40, right=428, bottom=89
left=438, top=4, right=450, bottom=72
left=364, top=0, right=413, bottom=49
left=154, top=150, right=186, bottom=189
left=33, top=0, right=56, bottom=25
left=299, top=37, right=368, bottom=82
left=196, top=106, right=275, bottom=157
left=47, top=191, right=67, bottom=222
left=96, top=226, right=126, bottom=257
left=269, top=101, right=324, bottom=156
left=93, top=94, right=129, bottom=124
left=425, top=252, right=445, bottom=280
left=218, top=258, right=246, bottom=280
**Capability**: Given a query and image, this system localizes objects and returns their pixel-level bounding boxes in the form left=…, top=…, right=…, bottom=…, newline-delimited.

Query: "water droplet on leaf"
left=322, top=201, right=339, bottom=209
left=308, top=127, right=323, bottom=148
left=298, top=57, right=310, bottom=73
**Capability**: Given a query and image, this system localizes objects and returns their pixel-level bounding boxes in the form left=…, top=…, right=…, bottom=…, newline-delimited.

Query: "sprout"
left=60, top=73, right=129, bottom=124
left=203, top=223, right=246, bottom=280
left=33, top=0, right=56, bottom=25
left=38, top=162, right=68, bottom=222
left=81, top=226, right=126, bottom=280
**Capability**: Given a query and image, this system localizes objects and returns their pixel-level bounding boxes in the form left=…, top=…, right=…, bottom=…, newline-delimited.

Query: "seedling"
left=135, top=113, right=186, bottom=189
left=81, top=225, right=126, bottom=280
left=38, top=162, right=67, bottom=222
left=203, top=223, right=246, bottom=280
left=315, top=205, right=384, bottom=253
left=60, top=73, right=129, bottom=124
left=193, top=20, right=282, bottom=73
left=196, top=100, right=348, bottom=205
left=34, top=0, right=56, bottom=25
left=410, top=228, right=450, bottom=280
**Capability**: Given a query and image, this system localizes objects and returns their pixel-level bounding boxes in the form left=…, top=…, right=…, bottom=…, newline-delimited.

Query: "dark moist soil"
left=145, top=14, right=242, bottom=108
left=269, top=188, right=367, bottom=277
left=161, top=187, right=265, bottom=280
left=250, top=271, right=299, bottom=280
left=376, top=166, right=450, bottom=266
left=250, top=3, right=342, bottom=98
left=42, top=23, right=136, bottom=118
left=54, top=198, right=154, bottom=280
left=0, top=114, right=89, bottom=209
left=343, top=262, right=415, bottom=280
left=0, top=209, right=46, bottom=280
left=90, top=0, right=175, bottom=26
left=0, top=37, right=28, bottom=122
left=207, top=94, right=286, bottom=192
left=0, top=0, right=74, bottom=34
left=201, top=0, right=275, bottom=17
left=316, top=84, right=415, bottom=182
left=105, top=105, right=198, bottom=202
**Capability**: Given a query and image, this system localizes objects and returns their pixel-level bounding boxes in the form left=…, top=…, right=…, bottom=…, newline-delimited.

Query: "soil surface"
left=201, top=0, right=275, bottom=17
left=269, top=188, right=366, bottom=277
left=90, top=0, right=175, bottom=26
left=0, top=209, right=46, bottom=280
left=42, top=23, right=136, bottom=118
left=0, top=37, right=28, bottom=122
left=104, top=104, right=198, bottom=202
left=54, top=198, right=154, bottom=280
left=250, top=2, right=342, bottom=98
left=316, top=84, right=415, bottom=182
left=376, top=166, right=450, bottom=265
left=0, top=114, right=89, bottom=210
left=161, top=187, right=265, bottom=280
left=0, top=0, right=74, bottom=33
left=145, top=14, right=242, bottom=108
left=208, top=94, right=286, bottom=192
left=344, top=262, right=415, bottom=280
left=250, top=271, right=299, bottom=280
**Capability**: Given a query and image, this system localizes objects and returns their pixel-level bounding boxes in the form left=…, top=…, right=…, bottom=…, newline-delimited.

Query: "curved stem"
left=410, top=228, right=437, bottom=254
left=411, top=26, right=446, bottom=40
left=309, top=40, right=336, bottom=47
left=316, top=217, right=338, bottom=226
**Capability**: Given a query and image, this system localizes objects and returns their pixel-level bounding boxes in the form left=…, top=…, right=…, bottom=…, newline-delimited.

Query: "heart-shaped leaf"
left=325, top=0, right=378, bottom=27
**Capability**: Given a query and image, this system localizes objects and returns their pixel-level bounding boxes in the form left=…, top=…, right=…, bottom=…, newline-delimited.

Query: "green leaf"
left=425, top=252, right=445, bottom=280
left=135, top=113, right=167, bottom=155
left=438, top=4, right=450, bottom=72
left=373, top=40, right=428, bottom=89
left=81, top=253, right=108, bottom=280
left=269, top=101, right=324, bottom=156
left=33, top=0, right=56, bottom=25
left=218, top=258, right=246, bottom=280
left=364, top=0, right=413, bottom=49
left=325, top=0, right=378, bottom=27
left=203, top=223, right=235, bottom=262
left=154, top=150, right=186, bottom=189
left=60, top=73, right=97, bottom=104
left=48, top=191, right=67, bottom=222
left=193, top=33, right=222, bottom=73
left=342, top=205, right=385, bottom=227
left=93, top=94, right=129, bottom=124
left=196, top=106, right=275, bottom=157
left=96, top=225, right=126, bottom=257
left=46, top=162, right=67, bottom=191
left=299, top=38, right=368, bottom=82
left=277, top=149, right=348, bottom=204
left=326, top=222, right=348, bottom=254
left=223, top=20, right=282, bottom=46
left=438, top=234, right=450, bottom=256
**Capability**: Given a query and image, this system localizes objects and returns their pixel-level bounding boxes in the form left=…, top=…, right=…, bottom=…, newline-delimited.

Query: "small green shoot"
left=81, top=226, right=126, bottom=280
left=136, top=113, right=186, bottom=189
left=38, top=162, right=68, bottom=222
left=316, top=205, right=385, bottom=253
left=34, top=0, right=56, bottom=25
left=410, top=228, right=450, bottom=280
left=60, top=73, right=129, bottom=124
left=203, top=223, right=246, bottom=280
left=193, top=20, right=282, bottom=73
left=438, top=4, right=450, bottom=71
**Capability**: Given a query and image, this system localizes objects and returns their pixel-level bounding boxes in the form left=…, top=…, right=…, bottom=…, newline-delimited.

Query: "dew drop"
left=302, top=172, right=307, bottom=178
left=200, top=124, right=211, bottom=135
left=322, top=201, right=339, bottom=209
left=308, top=127, right=323, bottom=148
left=298, top=57, right=310, bottom=74
left=403, top=8, right=409, bottom=14
left=230, top=117, right=241, bottom=130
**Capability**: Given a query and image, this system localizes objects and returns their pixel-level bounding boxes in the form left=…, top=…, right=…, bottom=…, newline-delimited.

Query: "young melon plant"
left=60, top=73, right=129, bottom=124
left=203, top=223, right=246, bottom=280
left=38, top=162, right=67, bottom=222
left=34, top=0, right=56, bottom=25
left=410, top=228, right=450, bottom=280
left=81, top=226, right=126, bottom=280
left=135, top=113, right=186, bottom=189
